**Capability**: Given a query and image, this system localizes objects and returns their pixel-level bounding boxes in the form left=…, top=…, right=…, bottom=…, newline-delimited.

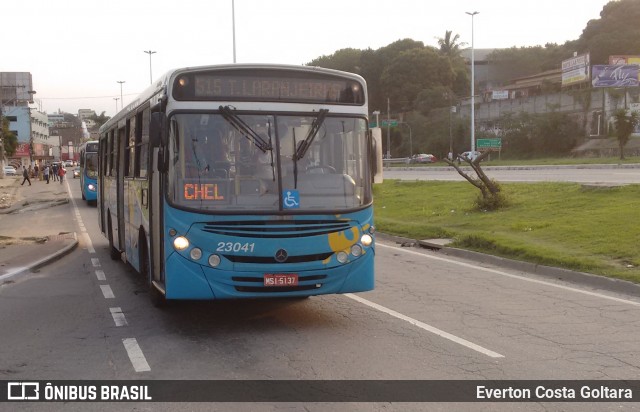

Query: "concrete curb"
left=0, top=233, right=79, bottom=282
left=384, top=163, right=640, bottom=173
left=376, top=232, right=640, bottom=299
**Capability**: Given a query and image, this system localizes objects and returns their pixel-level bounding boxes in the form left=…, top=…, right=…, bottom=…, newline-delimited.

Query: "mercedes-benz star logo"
left=275, top=249, right=288, bottom=263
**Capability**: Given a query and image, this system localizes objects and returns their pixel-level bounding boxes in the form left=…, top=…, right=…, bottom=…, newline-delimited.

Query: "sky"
left=2, top=0, right=612, bottom=117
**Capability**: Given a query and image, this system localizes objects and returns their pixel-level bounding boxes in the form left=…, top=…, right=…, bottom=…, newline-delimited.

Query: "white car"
left=459, top=151, right=482, bottom=161
left=64, top=160, right=74, bottom=167
left=3, top=166, right=17, bottom=176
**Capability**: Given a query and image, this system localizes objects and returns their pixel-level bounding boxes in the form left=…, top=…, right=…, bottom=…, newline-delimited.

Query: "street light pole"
left=386, top=98, right=391, bottom=159
left=466, top=11, right=479, bottom=153
left=117, top=81, right=125, bottom=110
left=113, top=97, right=119, bottom=114
left=232, top=0, right=237, bottom=63
left=400, top=122, right=413, bottom=158
left=144, top=50, right=156, bottom=84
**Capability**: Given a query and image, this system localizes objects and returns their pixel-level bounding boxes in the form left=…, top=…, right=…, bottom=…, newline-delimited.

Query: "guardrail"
left=383, top=157, right=410, bottom=165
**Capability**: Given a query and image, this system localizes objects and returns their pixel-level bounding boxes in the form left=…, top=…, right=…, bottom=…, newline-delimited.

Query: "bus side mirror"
left=369, top=128, right=383, bottom=184
left=150, top=112, right=167, bottom=148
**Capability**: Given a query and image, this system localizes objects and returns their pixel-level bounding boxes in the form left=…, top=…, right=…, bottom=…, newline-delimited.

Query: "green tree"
left=307, top=48, right=362, bottom=73
left=575, top=0, right=640, bottom=64
left=89, top=111, right=111, bottom=129
left=360, top=39, right=426, bottom=112
left=437, top=30, right=466, bottom=58
left=413, top=85, right=452, bottom=116
left=379, top=47, right=453, bottom=112
left=613, top=109, right=639, bottom=160
left=1, top=116, right=18, bottom=157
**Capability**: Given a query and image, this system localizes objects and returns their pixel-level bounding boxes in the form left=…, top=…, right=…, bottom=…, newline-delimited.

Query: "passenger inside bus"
left=186, top=131, right=230, bottom=179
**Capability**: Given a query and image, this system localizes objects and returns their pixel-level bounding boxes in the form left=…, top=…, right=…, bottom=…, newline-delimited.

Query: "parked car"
left=64, top=160, right=74, bottom=167
left=409, top=153, right=437, bottom=164
left=3, top=166, right=17, bottom=176
left=73, top=167, right=80, bottom=178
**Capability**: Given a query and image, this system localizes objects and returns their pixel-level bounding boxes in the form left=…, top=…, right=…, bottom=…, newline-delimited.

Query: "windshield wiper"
left=219, top=105, right=272, bottom=153
left=267, top=119, right=276, bottom=182
left=294, top=109, right=328, bottom=161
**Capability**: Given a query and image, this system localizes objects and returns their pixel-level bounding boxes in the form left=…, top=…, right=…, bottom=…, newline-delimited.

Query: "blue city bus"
left=98, top=64, right=382, bottom=305
left=79, top=140, right=98, bottom=204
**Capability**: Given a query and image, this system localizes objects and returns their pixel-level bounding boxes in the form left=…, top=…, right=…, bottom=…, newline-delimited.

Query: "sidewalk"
left=0, top=175, right=78, bottom=281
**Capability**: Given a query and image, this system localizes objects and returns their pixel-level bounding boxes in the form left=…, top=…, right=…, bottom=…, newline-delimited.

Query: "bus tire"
left=107, top=215, right=120, bottom=261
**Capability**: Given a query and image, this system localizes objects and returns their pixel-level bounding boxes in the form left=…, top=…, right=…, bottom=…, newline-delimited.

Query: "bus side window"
left=136, top=108, right=150, bottom=178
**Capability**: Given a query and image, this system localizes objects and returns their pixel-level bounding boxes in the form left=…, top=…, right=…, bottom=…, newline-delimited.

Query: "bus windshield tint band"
left=173, top=70, right=365, bottom=105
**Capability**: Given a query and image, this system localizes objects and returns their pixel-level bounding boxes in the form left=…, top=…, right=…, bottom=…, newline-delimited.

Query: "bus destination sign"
left=173, top=70, right=365, bottom=105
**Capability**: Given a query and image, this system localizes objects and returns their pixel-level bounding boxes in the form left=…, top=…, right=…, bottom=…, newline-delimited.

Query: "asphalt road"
left=1, top=178, right=640, bottom=411
left=384, top=164, right=640, bottom=184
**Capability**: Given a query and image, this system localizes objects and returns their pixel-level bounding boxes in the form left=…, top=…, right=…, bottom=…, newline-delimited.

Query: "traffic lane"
left=87, top=224, right=639, bottom=381
left=0, top=233, right=142, bottom=380
left=384, top=168, right=640, bottom=184
left=70, top=180, right=640, bottom=382
left=87, top=222, right=507, bottom=381
left=106, top=265, right=504, bottom=380
left=371, top=241, right=640, bottom=379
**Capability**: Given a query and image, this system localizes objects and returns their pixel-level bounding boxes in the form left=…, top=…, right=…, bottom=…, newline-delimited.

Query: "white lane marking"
left=91, top=258, right=100, bottom=267
left=378, top=243, right=640, bottom=307
left=65, top=179, right=95, bottom=253
left=122, top=338, right=151, bottom=372
left=110, top=307, right=128, bottom=327
left=0, top=267, right=29, bottom=282
left=100, top=284, right=115, bottom=299
left=345, top=293, right=504, bottom=358
left=95, top=270, right=106, bottom=281
left=82, top=232, right=95, bottom=254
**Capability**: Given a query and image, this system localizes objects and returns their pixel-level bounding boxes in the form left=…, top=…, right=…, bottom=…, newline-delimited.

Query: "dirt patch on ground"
left=0, top=235, right=48, bottom=246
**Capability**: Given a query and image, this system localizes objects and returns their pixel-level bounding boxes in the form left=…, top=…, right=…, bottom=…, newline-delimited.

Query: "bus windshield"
left=167, top=112, right=371, bottom=212
left=85, top=152, right=98, bottom=179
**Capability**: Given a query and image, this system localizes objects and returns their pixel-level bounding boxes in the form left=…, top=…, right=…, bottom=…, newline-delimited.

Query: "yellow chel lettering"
left=183, top=184, right=224, bottom=200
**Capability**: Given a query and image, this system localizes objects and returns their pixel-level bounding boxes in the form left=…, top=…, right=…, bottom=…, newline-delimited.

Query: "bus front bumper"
left=164, top=249, right=375, bottom=300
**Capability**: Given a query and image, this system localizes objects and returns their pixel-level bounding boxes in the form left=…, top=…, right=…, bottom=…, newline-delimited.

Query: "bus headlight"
left=336, top=251, right=349, bottom=264
left=173, top=236, right=189, bottom=251
left=208, top=254, right=221, bottom=267
left=87, top=184, right=96, bottom=191
left=361, top=234, right=373, bottom=247
left=350, top=244, right=363, bottom=257
left=190, top=247, right=202, bottom=260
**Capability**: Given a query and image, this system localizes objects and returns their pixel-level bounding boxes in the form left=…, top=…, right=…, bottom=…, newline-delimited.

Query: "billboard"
left=609, top=55, right=640, bottom=65
left=591, top=65, right=639, bottom=88
left=491, top=90, right=509, bottom=100
left=561, top=53, right=590, bottom=87
left=14, top=143, right=30, bottom=157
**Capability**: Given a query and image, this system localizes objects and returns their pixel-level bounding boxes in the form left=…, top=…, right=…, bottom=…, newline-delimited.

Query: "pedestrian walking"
left=21, top=166, right=32, bottom=186
left=44, top=165, right=50, bottom=184
left=34, top=164, right=39, bottom=179
left=52, top=163, right=58, bottom=181
left=58, top=166, right=66, bottom=184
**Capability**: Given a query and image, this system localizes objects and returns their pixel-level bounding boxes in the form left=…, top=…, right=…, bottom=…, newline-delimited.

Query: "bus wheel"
left=107, top=215, right=120, bottom=261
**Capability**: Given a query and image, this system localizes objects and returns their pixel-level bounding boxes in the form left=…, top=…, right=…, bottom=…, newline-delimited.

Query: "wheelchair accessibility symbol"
left=283, top=190, right=300, bottom=209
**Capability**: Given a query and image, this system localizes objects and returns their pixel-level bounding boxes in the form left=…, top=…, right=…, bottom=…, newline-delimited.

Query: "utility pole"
left=386, top=98, right=391, bottom=159
left=117, top=81, right=125, bottom=110
left=466, top=11, right=479, bottom=153
left=232, top=0, right=237, bottom=63
left=144, top=50, right=156, bottom=84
